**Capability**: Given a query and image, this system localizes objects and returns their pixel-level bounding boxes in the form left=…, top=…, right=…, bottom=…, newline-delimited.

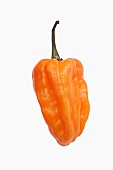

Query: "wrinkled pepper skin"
left=32, top=58, right=90, bottom=146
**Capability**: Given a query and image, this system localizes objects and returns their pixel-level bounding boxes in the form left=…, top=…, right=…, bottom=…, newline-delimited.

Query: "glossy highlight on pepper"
left=32, top=21, right=90, bottom=146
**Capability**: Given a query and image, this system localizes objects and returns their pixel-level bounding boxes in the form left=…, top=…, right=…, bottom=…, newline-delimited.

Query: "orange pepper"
left=32, top=21, right=90, bottom=146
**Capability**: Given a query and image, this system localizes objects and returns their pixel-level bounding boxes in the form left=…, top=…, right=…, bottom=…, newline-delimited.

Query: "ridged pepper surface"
left=32, top=21, right=90, bottom=146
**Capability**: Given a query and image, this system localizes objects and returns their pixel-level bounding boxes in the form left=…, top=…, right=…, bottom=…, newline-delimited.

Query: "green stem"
left=51, top=21, right=61, bottom=60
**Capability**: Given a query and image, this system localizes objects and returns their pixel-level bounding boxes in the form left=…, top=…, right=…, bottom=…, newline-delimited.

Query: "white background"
left=0, top=0, right=113, bottom=169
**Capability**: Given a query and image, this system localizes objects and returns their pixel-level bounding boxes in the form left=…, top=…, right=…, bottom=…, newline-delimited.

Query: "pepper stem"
left=51, top=21, right=61, bottom=60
